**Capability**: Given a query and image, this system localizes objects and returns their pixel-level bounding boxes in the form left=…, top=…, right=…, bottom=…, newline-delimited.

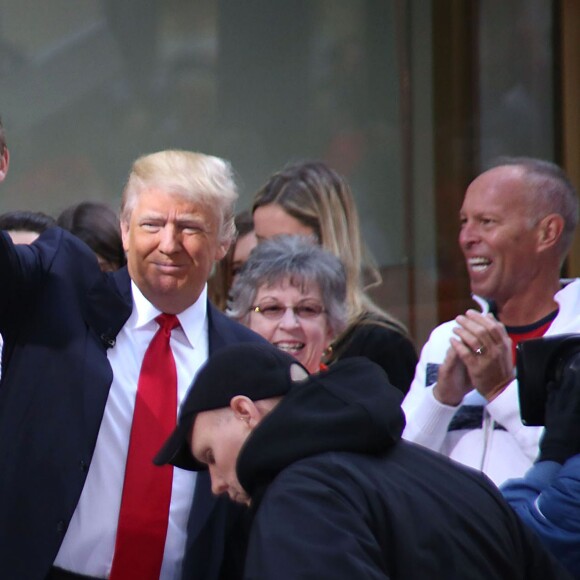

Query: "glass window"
left=0, top=0, right=566, bottom=346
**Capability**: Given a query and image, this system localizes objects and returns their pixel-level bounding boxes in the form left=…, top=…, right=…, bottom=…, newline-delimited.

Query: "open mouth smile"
left=274, top=341, right=305, bottom=354
left=467, top=256, right=491, bottom=272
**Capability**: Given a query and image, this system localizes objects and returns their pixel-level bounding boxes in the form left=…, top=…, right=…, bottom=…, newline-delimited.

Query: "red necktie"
left=110, top=313, right=179, bottom=580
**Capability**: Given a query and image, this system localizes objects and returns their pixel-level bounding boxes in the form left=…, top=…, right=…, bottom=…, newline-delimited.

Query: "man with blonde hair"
left=0, top=150, right=263, bottom=579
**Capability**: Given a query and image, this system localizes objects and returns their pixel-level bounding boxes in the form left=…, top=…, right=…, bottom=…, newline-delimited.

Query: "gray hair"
left=120, top=150, right=238, bottom=245
left=491, top=156, right=579, bottom=260
left=227, top=235, right=348, bottom=336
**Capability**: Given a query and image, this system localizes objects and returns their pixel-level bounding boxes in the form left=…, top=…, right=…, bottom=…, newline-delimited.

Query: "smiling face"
left=253, top=204, right=315, bottom=242
left=247, top=278, right=332, bottom=373
left=459, top=166, right=545, bottom=308
left=121, top=187, right=229, bottom=314
left=190, top=407, right=252, bottom=505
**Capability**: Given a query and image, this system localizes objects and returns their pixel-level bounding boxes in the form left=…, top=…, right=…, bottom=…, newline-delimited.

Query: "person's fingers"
left=452, top=323, right=488, bottom=357
left=463, top=309, right=509, bottom=345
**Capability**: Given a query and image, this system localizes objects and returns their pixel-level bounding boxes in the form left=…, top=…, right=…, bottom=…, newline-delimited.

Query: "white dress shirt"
left=55, top=283, right=209, bottom=580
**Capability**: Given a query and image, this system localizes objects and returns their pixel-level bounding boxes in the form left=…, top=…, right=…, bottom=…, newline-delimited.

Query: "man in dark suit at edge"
left=0, top=149, right=263, bottom=579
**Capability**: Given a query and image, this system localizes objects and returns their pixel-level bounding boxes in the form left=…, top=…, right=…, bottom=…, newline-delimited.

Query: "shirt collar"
left=130, top=282, right=208, bottom=348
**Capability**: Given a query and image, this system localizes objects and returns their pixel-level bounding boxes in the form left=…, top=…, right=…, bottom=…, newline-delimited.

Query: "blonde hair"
left=253, top=161, right=407, bottom=335
left=121, top=150, right=238, bottom=245
left=208, top=209, right=254, bottom=311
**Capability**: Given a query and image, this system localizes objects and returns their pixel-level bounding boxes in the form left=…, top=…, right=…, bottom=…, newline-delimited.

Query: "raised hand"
left=449, top=309, right=514, bottom=401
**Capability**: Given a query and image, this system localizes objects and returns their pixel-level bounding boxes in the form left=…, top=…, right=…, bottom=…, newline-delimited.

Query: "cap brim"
left=153, top=416, right=207, bottom=471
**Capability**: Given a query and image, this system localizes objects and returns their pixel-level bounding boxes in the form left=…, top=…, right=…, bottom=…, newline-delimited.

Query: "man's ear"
left=120, top=218, right=130, bottom=252
left=215, top=238, right=231, bottom=262
left=537, top=214, right=564, bottom=253
left=230, top=395, right=261, bottom=428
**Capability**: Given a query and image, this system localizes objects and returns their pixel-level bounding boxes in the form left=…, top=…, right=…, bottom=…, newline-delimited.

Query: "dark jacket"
left=237, top=358, right=571, bottom=580
left=327, top=311, right=418, bottom=395
left=0, top=228, right=262, bottom=580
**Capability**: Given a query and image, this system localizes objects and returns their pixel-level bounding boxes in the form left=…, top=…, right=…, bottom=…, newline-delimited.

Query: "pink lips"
left=154, top=262, right=186, bottom=274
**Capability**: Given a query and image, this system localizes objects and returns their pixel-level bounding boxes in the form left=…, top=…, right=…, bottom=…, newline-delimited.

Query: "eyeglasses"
left=250, top=302, right=326, bottom=320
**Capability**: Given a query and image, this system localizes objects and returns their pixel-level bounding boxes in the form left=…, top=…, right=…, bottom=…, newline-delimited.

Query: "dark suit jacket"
left=0, top=228, right=262, bottom=580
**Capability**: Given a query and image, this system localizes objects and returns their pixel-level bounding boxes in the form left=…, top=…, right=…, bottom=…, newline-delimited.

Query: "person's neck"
left=495, top=281, right=560, bottom=327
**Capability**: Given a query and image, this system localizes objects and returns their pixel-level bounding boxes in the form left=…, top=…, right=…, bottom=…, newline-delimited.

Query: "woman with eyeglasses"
left=227, top=235, right=348, bottom=373
left=251, top=160, right=417, bottom=394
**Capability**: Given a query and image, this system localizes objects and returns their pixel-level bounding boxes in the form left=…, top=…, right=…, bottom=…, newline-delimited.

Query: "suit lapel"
left=207, top=302, right=233, bottom=352
left=77, top=268, right=133, bottom=451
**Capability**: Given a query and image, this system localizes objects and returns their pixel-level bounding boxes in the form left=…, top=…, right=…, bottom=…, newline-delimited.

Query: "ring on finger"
left=474, top=345, right=486, bottom=356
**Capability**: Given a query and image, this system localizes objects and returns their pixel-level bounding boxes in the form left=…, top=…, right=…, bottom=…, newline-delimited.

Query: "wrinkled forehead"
left=124, top=187, right=221, bottom=224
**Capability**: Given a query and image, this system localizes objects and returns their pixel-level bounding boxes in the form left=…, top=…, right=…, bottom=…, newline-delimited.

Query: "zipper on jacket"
left=479, top=409, right=492, bottom=472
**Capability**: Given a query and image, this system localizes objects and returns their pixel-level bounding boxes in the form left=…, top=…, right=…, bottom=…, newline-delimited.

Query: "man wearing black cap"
left=156, top=342, right=571, bottom=579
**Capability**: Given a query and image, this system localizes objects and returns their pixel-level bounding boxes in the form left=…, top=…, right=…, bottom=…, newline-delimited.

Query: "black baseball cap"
left=154, top=342, right=309, bottom=471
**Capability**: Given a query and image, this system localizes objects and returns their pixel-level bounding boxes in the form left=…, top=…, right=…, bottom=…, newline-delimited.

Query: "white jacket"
left=402, top=279, right=580, bottom=486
